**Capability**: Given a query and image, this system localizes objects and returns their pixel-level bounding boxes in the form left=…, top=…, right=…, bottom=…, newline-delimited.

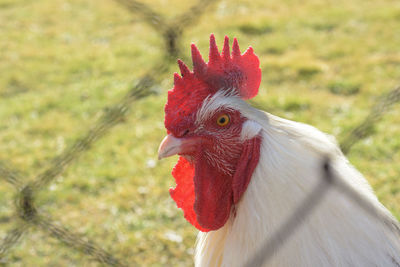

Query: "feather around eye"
left=216, top=114, right=230, bottom=127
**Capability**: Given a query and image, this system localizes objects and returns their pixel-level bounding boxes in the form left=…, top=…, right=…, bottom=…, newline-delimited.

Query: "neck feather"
left=195, top=112, right=400, bottom=267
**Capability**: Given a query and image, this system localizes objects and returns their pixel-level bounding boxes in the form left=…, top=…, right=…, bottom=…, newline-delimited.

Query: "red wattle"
left=169, top=136, right=261, bottom=232
left=169, top=157, right=210, bottom=232
left=193, top=154, right=233, bottom=231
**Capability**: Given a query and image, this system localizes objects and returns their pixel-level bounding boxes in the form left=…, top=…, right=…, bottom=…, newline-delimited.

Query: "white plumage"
left=194, top=92, right=400, bottom=267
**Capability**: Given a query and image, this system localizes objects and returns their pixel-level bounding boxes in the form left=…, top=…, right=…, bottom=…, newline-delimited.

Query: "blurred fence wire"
left=245, top=85, right=400, bottom=267
left=245, top=155, right=400, bottom=267
left=0, top=0, right=218, bottom=265
left=0, top=0, right=399, bottom=266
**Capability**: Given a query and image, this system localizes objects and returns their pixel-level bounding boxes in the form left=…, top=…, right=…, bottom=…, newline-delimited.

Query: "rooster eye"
left=216, top=114, right=230, bottom=127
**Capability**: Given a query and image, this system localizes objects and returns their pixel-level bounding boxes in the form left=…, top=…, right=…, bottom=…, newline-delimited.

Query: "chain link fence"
left=1, top=0, right=399, bottom=266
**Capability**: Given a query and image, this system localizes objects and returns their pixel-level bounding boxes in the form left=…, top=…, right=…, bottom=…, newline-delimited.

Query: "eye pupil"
left=217, top=114, right=230, bottom=126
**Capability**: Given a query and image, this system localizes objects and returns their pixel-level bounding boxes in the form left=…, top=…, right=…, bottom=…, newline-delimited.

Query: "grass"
left=0, top=0, right=399, bottom=265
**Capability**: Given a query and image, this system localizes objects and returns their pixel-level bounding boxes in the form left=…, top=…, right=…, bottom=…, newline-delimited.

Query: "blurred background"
left=0, top=0, right=399, bottom=265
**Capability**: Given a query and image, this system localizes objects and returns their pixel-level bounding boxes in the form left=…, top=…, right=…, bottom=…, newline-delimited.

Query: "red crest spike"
left=222, top=36, right=230, bottom=61
left=178, top=59, right=190, bottom=77
left=244, top=47, right=254, bottom=56
left=232, top=38, right=241, bottom=60
left=173, top=72, right=182, bottom=85
left=209, top=34, right=220, bottom=64
left=191, top=44, right=207, bottom=76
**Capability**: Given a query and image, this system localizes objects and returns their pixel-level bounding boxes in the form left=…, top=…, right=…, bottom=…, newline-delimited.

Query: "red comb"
left=165, top=34, right=261, bottom=136
left=174, top=34, right=261, bottom=99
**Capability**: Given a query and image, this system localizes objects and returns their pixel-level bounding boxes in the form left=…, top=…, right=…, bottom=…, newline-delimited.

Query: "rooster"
left=157, top=34, right=400, bottom=266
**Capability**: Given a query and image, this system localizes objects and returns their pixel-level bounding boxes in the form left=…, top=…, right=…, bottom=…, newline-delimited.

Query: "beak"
left=158, top=134, right=183, bottom=160
left=158, top=134, right=203, bottom=160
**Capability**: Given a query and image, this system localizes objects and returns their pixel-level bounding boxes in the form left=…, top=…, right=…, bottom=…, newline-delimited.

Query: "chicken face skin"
left=160, top=106, right=261, bottom=231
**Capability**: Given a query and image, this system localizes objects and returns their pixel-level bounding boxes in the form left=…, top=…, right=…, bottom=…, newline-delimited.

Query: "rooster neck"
left=195, top=113, right=400, bottom=267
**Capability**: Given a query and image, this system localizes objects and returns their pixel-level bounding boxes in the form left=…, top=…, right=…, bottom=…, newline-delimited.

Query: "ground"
left=0, top=0, right=399, bottom=266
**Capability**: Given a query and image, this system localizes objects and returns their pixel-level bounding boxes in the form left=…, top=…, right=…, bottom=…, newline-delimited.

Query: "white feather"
left=240, top=120, right=262, bottom=141
left=195, top=96, right=400, bottom=267
left=195, top=90, right=245, bottom=126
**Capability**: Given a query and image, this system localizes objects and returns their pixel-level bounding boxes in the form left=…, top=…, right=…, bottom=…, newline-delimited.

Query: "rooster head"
left=158, top=34, right=262, bottom=232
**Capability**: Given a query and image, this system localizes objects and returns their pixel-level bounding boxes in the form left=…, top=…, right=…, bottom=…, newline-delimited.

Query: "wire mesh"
left=0, top=0, right=218, bottom=264
left=245, top=156, right=400, bottom=267
left=0, top=0, right=399, bottom=266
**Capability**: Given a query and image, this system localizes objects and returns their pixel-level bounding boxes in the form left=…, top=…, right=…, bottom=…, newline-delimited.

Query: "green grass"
left=0, top=0, right=400, bottom=265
